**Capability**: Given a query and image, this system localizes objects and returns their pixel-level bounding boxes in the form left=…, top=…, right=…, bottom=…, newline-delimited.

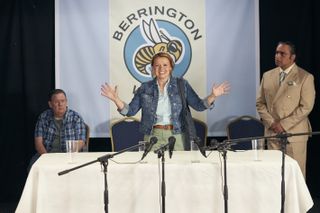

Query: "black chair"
left=226, top=115, right=265, bottom=150
left=110, top=117, right=144, bottom=151
left=193, top=118, right=208, bottom=147
left=82, top=123, right=90, bottom=152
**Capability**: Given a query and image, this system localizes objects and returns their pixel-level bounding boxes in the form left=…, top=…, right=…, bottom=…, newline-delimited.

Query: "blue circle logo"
left=124, top=19, right=191, bottom=83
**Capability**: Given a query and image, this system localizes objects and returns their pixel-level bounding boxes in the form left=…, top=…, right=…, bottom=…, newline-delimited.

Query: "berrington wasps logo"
left=124, top=18, right=191, bottom=83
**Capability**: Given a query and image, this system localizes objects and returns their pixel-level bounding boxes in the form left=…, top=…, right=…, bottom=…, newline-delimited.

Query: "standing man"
left=28, top=89, right=87, bottom=170
left=256, top=41, right=315, bottom=178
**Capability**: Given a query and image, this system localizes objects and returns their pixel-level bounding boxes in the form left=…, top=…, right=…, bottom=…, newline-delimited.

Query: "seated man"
left=28, top=89, right=86, bottom=169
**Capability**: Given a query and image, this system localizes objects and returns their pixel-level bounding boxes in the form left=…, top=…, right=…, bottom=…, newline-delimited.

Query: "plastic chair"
left=110, top=117, right=144, bottom=151
left=193, top=118, right=208, bottom=147
left=226, top=115, right=265, bottom=150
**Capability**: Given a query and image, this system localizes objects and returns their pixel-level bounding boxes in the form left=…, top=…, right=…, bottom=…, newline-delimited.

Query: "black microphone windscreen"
left=168, top=136, right=176, bottom=158
left=141, top=136, right=158, bottom=160
left=210, top=139, right=219, bottom=147
left=168, top=136, right=176, bottom=143
left=150, top=136, right=158, bottom=144
left=194, top=137, right=207, bottom=158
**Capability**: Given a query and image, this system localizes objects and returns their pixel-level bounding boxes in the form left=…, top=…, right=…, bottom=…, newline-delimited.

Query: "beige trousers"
left=268, top=139, right=307, bottom=179
left=144, top=129, right=184, bottom=151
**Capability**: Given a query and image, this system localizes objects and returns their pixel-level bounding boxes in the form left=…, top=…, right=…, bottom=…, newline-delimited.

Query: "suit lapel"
left=283, top=65, right=299, bottom=85
left=269, top=69, right=281, bottom=103
left=272, top=64, right=298, bottom=104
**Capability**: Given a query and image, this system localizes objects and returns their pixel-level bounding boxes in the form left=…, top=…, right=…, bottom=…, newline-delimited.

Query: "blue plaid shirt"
left=34, top=108, right=86, bottom=152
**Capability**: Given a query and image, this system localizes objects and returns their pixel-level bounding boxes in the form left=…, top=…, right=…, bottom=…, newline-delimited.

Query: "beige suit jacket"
left=256, top=64, right=315, bottom=142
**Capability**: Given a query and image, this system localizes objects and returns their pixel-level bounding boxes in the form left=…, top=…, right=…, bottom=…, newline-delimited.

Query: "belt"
left=153, top=124, right=174, bottom=130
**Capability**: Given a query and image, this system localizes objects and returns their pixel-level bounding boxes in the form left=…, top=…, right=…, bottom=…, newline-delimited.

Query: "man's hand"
left=270, top=122, right=285, bottom=134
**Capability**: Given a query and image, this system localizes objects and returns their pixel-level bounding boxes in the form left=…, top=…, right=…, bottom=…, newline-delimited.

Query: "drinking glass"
left=251, top=139, right=264, bottom=161
left=66, top=140, right=79, bottom=163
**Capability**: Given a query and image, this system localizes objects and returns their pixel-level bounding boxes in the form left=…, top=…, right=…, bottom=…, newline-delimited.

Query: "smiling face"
left=151, top=52, right=175, bottom=83
left=275, top=43, right=296, bottom=70
left=48, top=92, right=68, bottom=119
left=152, top=56, right=173, bottom=82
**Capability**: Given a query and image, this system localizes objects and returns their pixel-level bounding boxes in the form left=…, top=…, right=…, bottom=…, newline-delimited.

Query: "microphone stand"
left=153, top=142, right=173, bottom=213
left=205, top=140, right=233, bottom=213
left=220, top=131, right=320, bottom=213
left=279, top=135, right=287, bottom=213
left=158, top=149, right=166, bottom=213
left=220, top=145, right=229, bottom=213
left=58, top=143, right=144, bottom=213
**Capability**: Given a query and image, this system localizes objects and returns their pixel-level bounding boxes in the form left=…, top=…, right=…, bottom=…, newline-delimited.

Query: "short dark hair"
left=151, top=52, right=175, bottom=68
left=48, top=89, right=67, bottom=101
left=278, top=41, right=296, bottom=55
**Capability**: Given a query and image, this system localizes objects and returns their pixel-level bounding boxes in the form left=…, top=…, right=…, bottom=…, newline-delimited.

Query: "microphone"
left=168, top=136, right=176, bottom=159
left=193, top=137, right=207, bottom=158
left=141, top=136, right=158, bottom=160
left=209, top=139, right=236, bottom=151
left=209, top=139, right=219, bottom=149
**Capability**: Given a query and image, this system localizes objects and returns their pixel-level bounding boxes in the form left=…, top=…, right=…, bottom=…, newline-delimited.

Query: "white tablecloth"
left=16, top=150, right=313, bottom=213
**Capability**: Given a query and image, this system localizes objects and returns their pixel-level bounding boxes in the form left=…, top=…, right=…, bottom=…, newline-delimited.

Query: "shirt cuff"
left=203, top=97, right=215, bottom=109
left=118, top=103, right=129, bottom=115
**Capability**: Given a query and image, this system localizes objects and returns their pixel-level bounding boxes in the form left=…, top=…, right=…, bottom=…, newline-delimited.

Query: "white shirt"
left=155, top=79, right=172, bottom=125
left=279, top=63, right=295, bottom=75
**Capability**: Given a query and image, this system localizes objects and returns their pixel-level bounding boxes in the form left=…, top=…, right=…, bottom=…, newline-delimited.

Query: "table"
left=16, top=150, right=313, bottom=213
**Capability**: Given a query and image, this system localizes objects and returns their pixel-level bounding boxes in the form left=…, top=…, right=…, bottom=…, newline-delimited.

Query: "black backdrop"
left=0, top=0, right=319, bottom=202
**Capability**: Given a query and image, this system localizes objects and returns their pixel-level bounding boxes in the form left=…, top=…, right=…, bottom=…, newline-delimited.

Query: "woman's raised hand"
left=101, top=83, right=118, bottom=102
left=211, top=81, right=231, bottom=97
left=101, top=83, right=125, bottom=110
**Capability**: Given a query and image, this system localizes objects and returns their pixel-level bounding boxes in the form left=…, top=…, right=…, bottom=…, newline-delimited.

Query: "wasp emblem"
left=134, top=19, right=184, bottom=76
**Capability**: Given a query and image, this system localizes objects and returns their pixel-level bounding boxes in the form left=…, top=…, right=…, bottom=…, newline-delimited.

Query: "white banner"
left=55, top=0, right=259, bottom=137
left=109, top=0, right=206, bottom=122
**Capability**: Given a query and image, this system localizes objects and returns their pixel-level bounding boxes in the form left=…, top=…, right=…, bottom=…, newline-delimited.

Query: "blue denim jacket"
left=120, top=77, right=213, bottom=135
